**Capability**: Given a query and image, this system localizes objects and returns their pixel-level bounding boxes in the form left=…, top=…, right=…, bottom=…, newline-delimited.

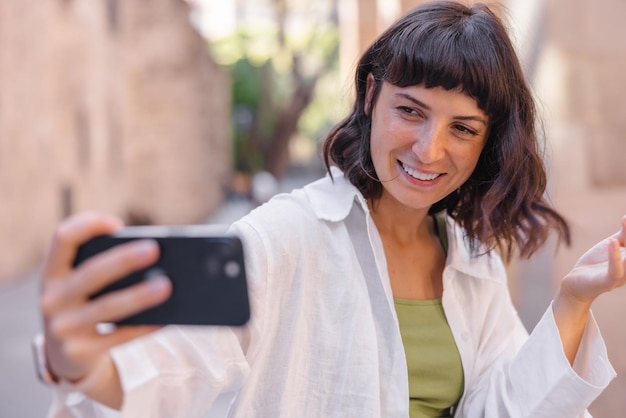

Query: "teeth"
left=401, top=163, right=440, bottom=181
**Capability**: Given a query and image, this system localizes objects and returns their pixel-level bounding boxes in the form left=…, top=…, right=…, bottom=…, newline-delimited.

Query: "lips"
left=401, top=162, right=442, bottom=181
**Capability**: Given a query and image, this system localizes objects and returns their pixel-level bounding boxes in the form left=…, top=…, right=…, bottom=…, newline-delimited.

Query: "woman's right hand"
left=39, top=212, right=172, bottom=405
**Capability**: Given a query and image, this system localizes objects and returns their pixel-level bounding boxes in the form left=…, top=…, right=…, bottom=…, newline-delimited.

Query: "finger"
left=618, top=215, right=626, bottom=246
left=607, top=239, right=625, bottom=287
left=43, top=212, right=123, bottom=281
left=69, top=239, right=161, bottom=299
left=41, top=239, right=161, bottom=315
left=49, top=276, right=172, bottom=338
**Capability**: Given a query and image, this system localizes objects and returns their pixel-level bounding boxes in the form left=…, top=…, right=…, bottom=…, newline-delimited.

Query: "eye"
left=453, top=124, right=478, bottom=136
left=397, top=106, right=423, bottom=118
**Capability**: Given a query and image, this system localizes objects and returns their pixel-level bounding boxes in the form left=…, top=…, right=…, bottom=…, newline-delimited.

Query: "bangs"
left=376, top=6, right=511, bottom=120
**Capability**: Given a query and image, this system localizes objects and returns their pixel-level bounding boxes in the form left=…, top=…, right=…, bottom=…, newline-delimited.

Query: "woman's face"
left=366, top=80, right=489, bottom=212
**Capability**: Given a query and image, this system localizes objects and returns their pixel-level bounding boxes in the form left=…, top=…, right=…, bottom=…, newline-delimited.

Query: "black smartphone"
left=73, top=225, right=250, bottom=327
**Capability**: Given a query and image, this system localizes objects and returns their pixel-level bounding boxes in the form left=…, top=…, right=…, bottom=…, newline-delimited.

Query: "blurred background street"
left=0, top=272, right=53, bottom=418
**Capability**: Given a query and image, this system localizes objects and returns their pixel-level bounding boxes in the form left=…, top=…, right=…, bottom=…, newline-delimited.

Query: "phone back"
left=74, top=233, right=250, bottom=326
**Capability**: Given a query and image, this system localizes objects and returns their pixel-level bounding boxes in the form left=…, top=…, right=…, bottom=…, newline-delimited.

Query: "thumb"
left=607, top=239, right=625, bottom=288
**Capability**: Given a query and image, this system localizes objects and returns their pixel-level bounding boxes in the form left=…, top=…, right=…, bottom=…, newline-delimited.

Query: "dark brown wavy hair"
left=322, top=0, right=570, bottom=260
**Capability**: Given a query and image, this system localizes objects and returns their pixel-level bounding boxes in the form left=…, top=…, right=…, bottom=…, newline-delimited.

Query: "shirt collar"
left=444, top=215, right=507, bottom=282
left=303, top=167, right=367, bottom=222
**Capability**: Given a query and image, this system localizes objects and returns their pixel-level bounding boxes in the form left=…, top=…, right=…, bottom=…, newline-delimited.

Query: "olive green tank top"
left=395, top=298, right=464, bottom=417
left=393, top=214, right=464, bottom=417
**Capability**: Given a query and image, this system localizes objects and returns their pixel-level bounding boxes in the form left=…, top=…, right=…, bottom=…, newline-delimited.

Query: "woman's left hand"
left=559, top=215, right=626, bottom=307
left=552, top=216, right=625, bottom=364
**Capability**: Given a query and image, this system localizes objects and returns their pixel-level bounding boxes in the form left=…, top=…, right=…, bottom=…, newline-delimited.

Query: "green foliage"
left=231, top=59, right=262, bottom=108
left=208, top=5, right=341, bottom=176
left=298, top=64, right=348, bottom=142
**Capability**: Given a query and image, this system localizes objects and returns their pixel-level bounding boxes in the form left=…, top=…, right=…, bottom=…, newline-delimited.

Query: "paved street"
left=0, top=271, right=54, bottom=418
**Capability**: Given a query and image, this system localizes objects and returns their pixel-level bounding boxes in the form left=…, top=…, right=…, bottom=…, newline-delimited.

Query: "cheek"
left=369, top=133, right=385, bottom=171
left=368, top=114, right=387, bottom=157
left=467, top=152, right=482, bottom=168
left=370, top=115, right=409, bottom=150
left=369, top=122, right=400, bottom=168
left=463, top=148, right=486, bottom=176
left=451, top=144, right=484, bottom=174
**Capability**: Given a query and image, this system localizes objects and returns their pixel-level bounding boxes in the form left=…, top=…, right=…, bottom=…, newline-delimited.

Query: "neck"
left=368, top=195, right=432, bottom=245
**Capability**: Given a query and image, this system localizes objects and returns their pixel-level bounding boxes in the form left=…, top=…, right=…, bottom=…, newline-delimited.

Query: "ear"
left=364, top=73, right=376, bottom=116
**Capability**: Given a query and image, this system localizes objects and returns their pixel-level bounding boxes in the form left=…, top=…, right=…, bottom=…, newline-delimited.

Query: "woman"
left=39, top=2, right=624, bottom=417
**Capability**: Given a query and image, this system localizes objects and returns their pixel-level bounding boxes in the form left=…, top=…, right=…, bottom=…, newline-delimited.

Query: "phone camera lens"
left=224, top=261, right=241, bottom=278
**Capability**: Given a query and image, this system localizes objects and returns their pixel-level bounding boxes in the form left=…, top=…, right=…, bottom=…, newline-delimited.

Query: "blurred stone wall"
left=0, top=0, right=231, bottom=283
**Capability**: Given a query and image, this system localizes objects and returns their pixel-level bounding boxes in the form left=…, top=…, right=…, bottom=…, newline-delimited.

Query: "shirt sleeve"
left=45, top=325, right=250, bottom=418
left=504, top=305, right=614, bottom=417
left=460, top=302, right=616, bottom=418
left=47, top=383, right=121, bottom=418
left=114, top=325, right=250, bottom=418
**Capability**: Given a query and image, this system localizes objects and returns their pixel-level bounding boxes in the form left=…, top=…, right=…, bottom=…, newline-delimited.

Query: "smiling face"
left=366, top=79, right=489, bottom=213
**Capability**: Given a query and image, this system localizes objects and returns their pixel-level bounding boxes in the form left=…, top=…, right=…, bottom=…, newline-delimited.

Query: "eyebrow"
left=395, top=93, right=488, bottom=126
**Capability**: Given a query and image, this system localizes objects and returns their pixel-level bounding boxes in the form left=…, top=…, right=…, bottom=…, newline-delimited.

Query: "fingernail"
left=146, top=275, right=171, bottom=292
left=133, top=240, right=158, bottom=256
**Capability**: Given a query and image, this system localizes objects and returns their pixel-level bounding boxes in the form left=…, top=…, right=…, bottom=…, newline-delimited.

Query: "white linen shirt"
left=49, top=169, right=616, bottom=418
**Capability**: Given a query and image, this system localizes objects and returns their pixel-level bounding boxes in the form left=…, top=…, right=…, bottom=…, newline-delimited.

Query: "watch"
left=32, top=333, right=60, bottom=385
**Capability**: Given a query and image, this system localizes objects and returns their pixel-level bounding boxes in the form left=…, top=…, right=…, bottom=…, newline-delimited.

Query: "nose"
left=412, top=123, right=446, bottom=163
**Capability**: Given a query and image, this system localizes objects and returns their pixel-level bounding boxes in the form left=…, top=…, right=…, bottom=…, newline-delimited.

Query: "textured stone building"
left=0, top=0, right=231, bottom=283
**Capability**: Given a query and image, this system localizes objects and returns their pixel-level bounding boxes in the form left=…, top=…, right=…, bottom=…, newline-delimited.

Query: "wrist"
left=552, top=289, right=593, bottom=365
left=31, top=333, right=100, bottom=388
left=32, top=333, right=120, bottom=406
left=554, top=287, right=593, bottom=317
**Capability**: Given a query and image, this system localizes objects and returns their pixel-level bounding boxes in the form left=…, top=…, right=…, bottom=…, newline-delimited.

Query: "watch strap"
left=32, top=333, right=60, bottom=385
